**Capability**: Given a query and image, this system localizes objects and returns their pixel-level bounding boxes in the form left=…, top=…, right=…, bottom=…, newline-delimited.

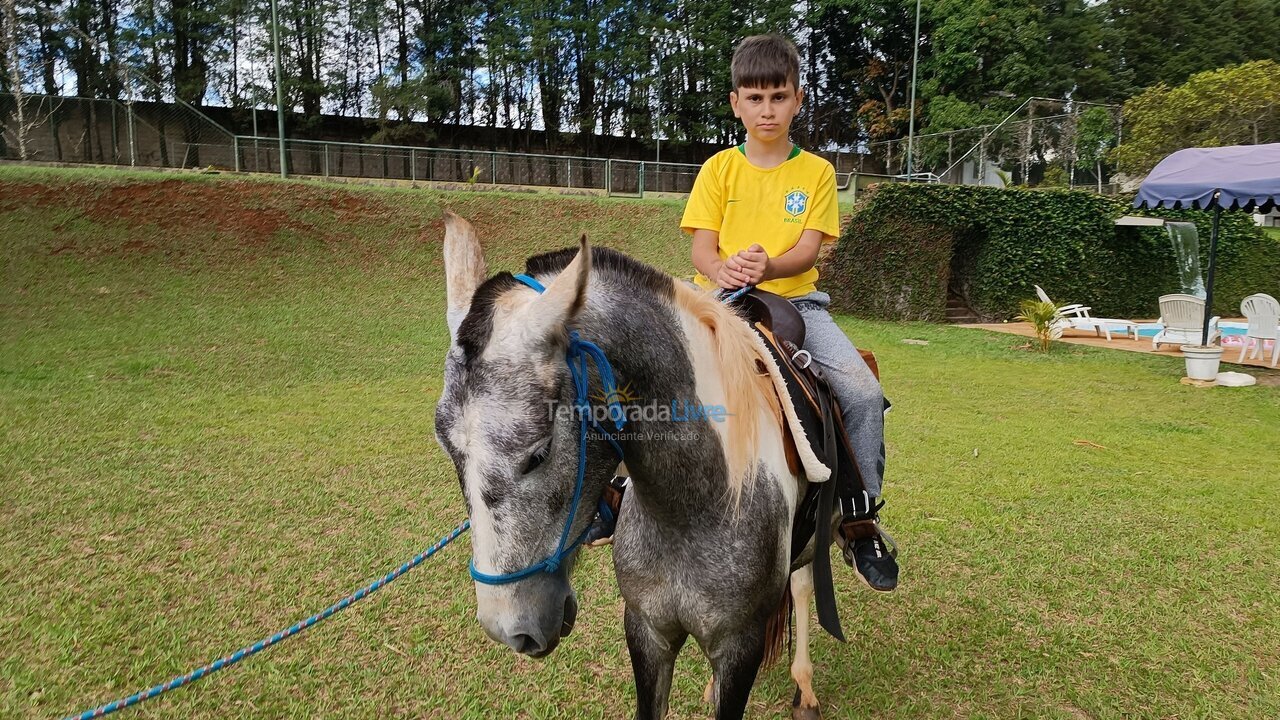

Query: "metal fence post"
left=606, top=159, right=612, bottom=197
left=233, top=136, right=241, bottom=172
left=411, top=148, right=416, bottom=183
left=491, top=152, right=496, bottom=184
left=126, top=102, right=136, bottom=167
left=324, top=143, right=330, bottom=179
left=567, top=159, right=572, bottom=189
left=639, top=162, right=645, bottom=198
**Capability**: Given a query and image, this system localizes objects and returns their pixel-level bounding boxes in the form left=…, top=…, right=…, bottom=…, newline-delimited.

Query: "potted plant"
left=1180, top=344, right=1224, bottom=381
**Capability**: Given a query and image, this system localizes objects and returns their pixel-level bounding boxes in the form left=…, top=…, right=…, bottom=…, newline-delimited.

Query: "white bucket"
left=1181, top=345, right=1224, bottom=381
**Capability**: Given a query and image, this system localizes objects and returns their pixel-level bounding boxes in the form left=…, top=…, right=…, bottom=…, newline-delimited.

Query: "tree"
left=924, top=0, right=1047, bottom=104
left=1106, top=0, right=1280, bottom=91
left=1074, top=105, right=1115, bottom=191
left=1112, top=60, right=1280, bottom=175
left=2, top=0, right=37, bottom=159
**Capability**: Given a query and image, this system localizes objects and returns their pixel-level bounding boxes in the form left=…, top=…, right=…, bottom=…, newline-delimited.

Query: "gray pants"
left=789, top=291, right=886, bottom=498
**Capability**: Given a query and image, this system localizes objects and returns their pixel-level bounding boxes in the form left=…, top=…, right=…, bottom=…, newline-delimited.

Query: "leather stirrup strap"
left=812, top=388, right=845, bottom=642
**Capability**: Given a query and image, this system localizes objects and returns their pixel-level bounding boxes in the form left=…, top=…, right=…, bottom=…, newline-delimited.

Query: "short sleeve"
left=680, top=156, right=724, bottom=234
left=805, top=163, right=841, bottom=243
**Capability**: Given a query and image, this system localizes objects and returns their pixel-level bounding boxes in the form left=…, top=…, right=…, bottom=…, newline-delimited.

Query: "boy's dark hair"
left=731, top=34, right=800, bottom=91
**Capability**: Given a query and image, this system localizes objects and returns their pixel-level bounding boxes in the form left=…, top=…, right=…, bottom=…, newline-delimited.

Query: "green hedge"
left=822, top=183, right=1280, bottom=321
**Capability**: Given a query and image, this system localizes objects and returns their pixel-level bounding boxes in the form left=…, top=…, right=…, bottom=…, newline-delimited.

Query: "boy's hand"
left=734, top=244, right=770, bottom=284
left=715, top=259, right=753, bottom=289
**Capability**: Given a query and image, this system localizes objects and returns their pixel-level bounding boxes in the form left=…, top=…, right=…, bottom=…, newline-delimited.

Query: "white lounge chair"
left=1033, top=285, right=1138, bottom=341
left=1153, top=293, right=1220, bottom=349
left=1035, top=285, right=1092, bottom=320
left=1238, top=293, right=1279, bottom=367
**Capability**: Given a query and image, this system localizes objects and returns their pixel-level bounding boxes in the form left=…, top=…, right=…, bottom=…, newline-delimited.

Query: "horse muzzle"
left=475, top=578, right=578, bottom=659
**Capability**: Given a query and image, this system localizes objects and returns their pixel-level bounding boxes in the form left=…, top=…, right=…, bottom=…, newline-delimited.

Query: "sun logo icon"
left=591, top=382, right=640, bottom=406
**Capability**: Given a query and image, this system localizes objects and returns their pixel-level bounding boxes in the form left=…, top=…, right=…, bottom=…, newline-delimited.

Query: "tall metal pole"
left=270, top=0, right=287, bottom=178
left=1201, top=199, right=1221, bottom=347
left=905, top=0, right=922, bottom=181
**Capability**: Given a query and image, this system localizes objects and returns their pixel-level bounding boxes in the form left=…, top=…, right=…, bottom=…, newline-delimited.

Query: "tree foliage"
left=1112, top=60, right=1280, bottom=175
left=1, top=0, right=1277, bottom=151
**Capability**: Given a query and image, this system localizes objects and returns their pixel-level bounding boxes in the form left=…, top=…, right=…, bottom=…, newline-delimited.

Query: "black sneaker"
left=584, top=476, right=628, bottom=547
left=583, top=510, right=615, bottom=547
left=844, top=529, right=899, bottom=592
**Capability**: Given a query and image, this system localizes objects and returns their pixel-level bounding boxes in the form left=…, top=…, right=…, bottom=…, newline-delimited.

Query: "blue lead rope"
left=63, top=520, right=471, bottom=720
left=469, top=273, right=627, bottom=585
left=64, top=273, right=743, bottom=718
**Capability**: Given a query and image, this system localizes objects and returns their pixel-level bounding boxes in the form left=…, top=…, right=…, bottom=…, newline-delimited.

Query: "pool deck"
left=961, top=318, right=1280, bottom=371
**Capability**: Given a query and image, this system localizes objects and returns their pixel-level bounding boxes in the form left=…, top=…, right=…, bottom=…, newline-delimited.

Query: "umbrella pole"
left=1201, top=202, right=1221, bottom=347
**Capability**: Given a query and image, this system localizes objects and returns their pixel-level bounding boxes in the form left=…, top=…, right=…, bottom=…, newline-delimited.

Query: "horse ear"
left=526, top=234, right=591, bottom=344
left=443, top=211, right=487, bottom=341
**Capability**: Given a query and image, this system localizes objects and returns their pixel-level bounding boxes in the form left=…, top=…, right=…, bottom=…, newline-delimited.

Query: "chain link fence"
left=3, top=89, right=902, bottom=200
left=866, top=101, right=1123, bottom=191
left=1, top=92, right=236, bottom=169
left=0, top=91, right=707, bottom=197
left=231, top=136, right=703, bottom=196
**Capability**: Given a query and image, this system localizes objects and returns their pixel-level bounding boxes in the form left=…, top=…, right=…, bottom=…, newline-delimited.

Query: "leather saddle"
left=727, top=288, right=882, bottom=642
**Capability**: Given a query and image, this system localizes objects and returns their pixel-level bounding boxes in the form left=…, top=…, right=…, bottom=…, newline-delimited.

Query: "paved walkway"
left=961, top=319, right=1280, bottom=370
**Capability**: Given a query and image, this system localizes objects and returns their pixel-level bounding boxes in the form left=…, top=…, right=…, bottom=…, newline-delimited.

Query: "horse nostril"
left=512, top=633, right=545, bottom=656
left=561, top=595, right=578, bottom=637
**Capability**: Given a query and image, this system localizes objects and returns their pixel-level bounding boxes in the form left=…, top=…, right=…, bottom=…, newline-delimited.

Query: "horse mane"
left=671, top=281, right=780, bottom=506
left=526, top=245, right=675, bottom=299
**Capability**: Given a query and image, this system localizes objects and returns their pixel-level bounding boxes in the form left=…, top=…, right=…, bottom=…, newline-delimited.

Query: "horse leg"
left=708, top=623, right=766, bottom=720
left=790, top=564, right=821, bottom=720
left=624, top=604, right=686, bottom=720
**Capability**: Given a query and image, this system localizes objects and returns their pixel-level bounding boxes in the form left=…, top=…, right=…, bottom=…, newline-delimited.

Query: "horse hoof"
left=791, top=706, right=822, bottom=720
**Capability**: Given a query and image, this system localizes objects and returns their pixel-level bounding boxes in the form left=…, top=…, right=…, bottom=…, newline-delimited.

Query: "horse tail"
left=762, top=576, right=793, bottom=668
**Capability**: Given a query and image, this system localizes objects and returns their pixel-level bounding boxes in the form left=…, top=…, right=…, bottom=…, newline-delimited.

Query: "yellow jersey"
left=681, top=145, right=841, bottom=298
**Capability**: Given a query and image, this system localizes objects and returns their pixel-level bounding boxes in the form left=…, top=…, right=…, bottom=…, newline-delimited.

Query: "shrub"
left=1016, top=299, right=1063, bottom=352
left=822, top=183, right=1280, bottom=321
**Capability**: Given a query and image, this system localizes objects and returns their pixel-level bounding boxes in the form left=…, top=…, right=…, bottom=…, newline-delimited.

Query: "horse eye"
left=522, top=445, right=550, bottom=475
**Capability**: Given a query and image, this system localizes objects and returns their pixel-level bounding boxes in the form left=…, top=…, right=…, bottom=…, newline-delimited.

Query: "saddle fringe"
left=761, top=577, right=792, bottom=668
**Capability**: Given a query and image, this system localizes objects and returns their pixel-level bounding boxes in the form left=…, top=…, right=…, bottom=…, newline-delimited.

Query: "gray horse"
left=435, top=212, right=833, bottom=719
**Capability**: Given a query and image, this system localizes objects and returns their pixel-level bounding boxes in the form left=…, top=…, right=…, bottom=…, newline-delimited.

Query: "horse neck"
left=582, top=279, right=759, bottom=524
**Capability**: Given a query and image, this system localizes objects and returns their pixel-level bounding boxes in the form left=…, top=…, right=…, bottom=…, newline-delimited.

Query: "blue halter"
left=468, top=273, right=627, bottom=585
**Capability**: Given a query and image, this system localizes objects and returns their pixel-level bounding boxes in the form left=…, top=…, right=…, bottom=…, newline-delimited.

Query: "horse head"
left=434, top=212, right=617, bottom=658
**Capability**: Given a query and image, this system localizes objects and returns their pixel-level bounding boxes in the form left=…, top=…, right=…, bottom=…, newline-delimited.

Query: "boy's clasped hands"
left=715, top=243, right=769, bottom=289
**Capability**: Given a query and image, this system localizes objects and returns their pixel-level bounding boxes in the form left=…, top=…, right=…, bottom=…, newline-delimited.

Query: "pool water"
left=1126, top=321, right=1273, bottom=348
left=1132, top=321, right=1248, bottom=338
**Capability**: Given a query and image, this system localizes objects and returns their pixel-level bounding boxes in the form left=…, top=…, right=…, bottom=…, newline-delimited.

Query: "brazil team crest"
left=784, top=189, right=808, bottom=216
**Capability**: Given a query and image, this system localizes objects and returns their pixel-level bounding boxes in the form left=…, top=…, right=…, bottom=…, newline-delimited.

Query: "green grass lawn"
left=2, top=166, right=1278, bottom=719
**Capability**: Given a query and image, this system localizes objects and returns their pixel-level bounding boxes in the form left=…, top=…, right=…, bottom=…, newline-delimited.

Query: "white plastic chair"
left=1033, top=285, right=1137, bottom=341
left=1153, top=293, right=1220, bottom=349
left=1238, top=293, right=1279, bottom=367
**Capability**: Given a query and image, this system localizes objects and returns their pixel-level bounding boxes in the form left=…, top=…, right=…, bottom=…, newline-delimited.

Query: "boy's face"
left=729, top=83, right=804, bottom=144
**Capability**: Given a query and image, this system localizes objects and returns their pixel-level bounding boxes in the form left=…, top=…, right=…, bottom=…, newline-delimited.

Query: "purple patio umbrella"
left=1133, top=143, right=1280, bottom=346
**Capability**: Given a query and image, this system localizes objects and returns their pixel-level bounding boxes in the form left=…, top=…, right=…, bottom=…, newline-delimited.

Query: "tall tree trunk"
left=3, top=0, right=29, bottom=160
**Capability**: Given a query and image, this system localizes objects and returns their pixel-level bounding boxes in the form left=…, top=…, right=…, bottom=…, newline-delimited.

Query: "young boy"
left=680, top=33, right=899, bottom=592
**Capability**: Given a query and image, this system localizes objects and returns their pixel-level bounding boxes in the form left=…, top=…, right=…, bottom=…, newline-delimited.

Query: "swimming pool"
left=1131, top=321, right=1248, bottom=338
left=1128, top=321, right=1272, bottom=347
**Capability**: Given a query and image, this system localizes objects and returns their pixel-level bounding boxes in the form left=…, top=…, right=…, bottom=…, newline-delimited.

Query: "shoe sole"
left=853, top=564, right=898, bottom=593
